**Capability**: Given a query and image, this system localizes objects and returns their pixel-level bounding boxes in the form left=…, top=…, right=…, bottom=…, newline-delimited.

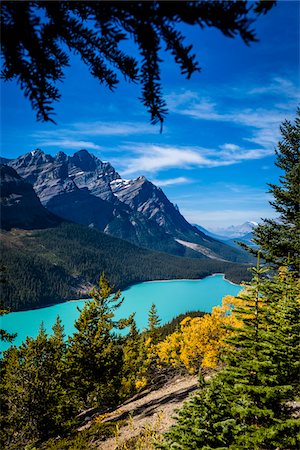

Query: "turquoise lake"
left=0, top=274, right=241, bottom=352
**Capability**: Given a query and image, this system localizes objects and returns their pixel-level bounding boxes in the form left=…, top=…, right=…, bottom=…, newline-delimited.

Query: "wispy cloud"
left=166, top=76, right=299, bottom=149
left=118, top=142, right=273, bottom=176
left=70, top=121, right=159, bottom=136
left=38, top=139, right=102, bottom=150
left=33, top=121, right=159, bottom=143
left=248, top=77, right=299, bottom=98
left=120, top=144, right=214, bottom=175
left=151, top=176, right=191, bottom=187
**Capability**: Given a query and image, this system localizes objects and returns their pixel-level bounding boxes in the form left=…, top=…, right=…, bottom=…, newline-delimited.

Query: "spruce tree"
left=0, top=320, right=76, bottom=449
left=147, top=303, right=161, bottom=345
left=66, top=273, right=131, bottom=408
left=0, top=266, right=16, bottom=343
left=248, top=110, right=300, bottom=272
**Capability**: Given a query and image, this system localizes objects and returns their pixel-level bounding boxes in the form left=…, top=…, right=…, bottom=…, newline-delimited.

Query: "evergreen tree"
left=246, top=110, right=300, bottom=272
left=66, top=273, right=131, bottom=408
left=0, top=320, right=76, bottom=449
left=1, top=1, right=275, bottom=126
left=161, top=260, right=300, bottom=449
left=0, top=266, right=16, bottom=343
left=147, top=303, right=161, bottom=344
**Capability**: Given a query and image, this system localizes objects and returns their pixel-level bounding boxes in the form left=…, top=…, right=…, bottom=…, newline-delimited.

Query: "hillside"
left=0, top=223, right=250, bottom=311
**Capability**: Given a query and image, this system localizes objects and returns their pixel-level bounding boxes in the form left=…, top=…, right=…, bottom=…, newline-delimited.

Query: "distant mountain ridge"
left=194, top=222, right=257, bottom=247
left=214, top=221, right=258, bottom=239
left=5, top=149, right=251, bottom=263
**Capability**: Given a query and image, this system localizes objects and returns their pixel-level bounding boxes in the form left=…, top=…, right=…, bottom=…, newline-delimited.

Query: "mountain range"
left=3, top=149, right=250, bottom=263
left=194, top=222, right=257, bottom=247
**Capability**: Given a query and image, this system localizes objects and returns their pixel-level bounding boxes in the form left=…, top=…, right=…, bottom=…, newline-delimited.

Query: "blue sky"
left=1, top=1, right=299, bottom=229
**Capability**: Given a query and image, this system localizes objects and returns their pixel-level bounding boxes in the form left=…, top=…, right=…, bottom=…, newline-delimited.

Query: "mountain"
left=7, top=149, right=251, bottom=263
left=194, top=222, right=257, bottom=246
left=213, top=221, right=258, bottom=239
left=0, top=164, right=62, bottom=230
left=8, top=150, right=191, bottom=255
left=193, top=224, right=230, bottom=241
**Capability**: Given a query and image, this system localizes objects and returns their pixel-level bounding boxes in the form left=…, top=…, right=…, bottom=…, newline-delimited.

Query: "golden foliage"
left=156, top=296, right=242, bottom=373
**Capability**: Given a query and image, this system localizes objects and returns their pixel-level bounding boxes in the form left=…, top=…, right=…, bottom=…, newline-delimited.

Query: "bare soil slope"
left=95, top=374, right=198, bottom=449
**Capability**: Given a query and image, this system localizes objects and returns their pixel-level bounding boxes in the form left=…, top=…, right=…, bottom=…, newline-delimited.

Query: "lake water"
left=0, top=274, right=241, bottom=352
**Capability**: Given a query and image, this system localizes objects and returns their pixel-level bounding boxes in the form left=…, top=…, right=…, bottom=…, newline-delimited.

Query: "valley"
left=0, top=223, right=249, bottom=312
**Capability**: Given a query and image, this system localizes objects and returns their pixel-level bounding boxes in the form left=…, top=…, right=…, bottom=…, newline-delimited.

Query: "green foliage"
left=147, top=303, right=161, bottom=343
left=66, top=274, right=132, bottom=408
left=0, top=276, right=138, bottom=449
left=247, top=110, right=300, bottom=272
left=0, top=319, right=78, bottom=450
left=0, top=266, right=16, bottom=343
left=0, top=223, right=251, bottom=311
left=161, top=262, right=300, bottom=449
left=1, top=1, right=274, bottom=125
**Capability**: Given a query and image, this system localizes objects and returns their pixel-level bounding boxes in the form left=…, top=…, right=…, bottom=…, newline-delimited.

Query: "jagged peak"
left=15, top=149, right=53, bottom=165
left=72, top=149, right=94, bottom=159
left=30, top=148, right=44, bottom=156
left=55, top=151, right=67, bottom=161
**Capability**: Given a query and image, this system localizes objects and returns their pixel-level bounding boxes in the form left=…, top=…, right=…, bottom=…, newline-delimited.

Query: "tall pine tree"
left=66, top=273, right=132, bottom=408
left=247, top=109, right=300, bottom=272
left=0, top=319, right=76, bottom=449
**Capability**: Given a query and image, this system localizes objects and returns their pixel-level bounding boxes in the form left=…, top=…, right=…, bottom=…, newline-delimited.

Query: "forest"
left=0, top=224, right=250, bottom=311
left=0, top=112, right=299, bottom=449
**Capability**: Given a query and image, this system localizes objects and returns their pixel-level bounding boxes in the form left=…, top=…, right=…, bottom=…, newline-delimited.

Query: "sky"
left=1, top=1, right=299, bottom=230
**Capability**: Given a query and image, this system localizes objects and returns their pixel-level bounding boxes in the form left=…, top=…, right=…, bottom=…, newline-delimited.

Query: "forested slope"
left=0, top=223, right=250, bottom=311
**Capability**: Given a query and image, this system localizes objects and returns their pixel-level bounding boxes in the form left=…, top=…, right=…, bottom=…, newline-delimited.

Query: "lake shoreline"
left=1, top=275, right=242, bottom=352
left=141, top=273, right=240, bottom=287
left=7, top=273, right=241, bottom=314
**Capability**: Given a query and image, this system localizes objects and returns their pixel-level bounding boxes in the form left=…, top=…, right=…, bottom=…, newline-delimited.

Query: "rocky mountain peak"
left=55, top=151, right=67, bottom=162
left=13, top=149, right=53, bottom=168
left=69, top=149, right=98, bottom=172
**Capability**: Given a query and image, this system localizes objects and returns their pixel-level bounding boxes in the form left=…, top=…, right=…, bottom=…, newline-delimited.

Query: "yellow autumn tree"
left=156, top=295, right=242, bottom=373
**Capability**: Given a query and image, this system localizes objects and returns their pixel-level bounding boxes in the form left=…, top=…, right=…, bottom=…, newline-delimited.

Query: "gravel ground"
left=94, top=374, right=198, bottom=449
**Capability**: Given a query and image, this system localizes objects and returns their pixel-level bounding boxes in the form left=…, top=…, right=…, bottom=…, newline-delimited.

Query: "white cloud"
left=34, top=121, right=159, bottom=142
left=248, top=77, right=299, bottom=98
left=166, top=77, right=298, bottom=150
left=151, top=176, right=191, bottom=187
left=120, top=144, right=213, bottom=175
left=38, top=139, right=102, bottom=150
left=118, top=142, right=274, bottom=176
left=220, top=143, right=241, bottom=152
left=71, top=121, right=159, bottom=136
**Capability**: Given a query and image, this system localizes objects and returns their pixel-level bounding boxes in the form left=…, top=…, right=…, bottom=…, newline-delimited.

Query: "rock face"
left=10, top=149, right=120, bottom=204
left=0, top=165, right=61, bottom=230
left=111, top=176, right=195, bottom=235
left=7, top=149, right=250, bottom=262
